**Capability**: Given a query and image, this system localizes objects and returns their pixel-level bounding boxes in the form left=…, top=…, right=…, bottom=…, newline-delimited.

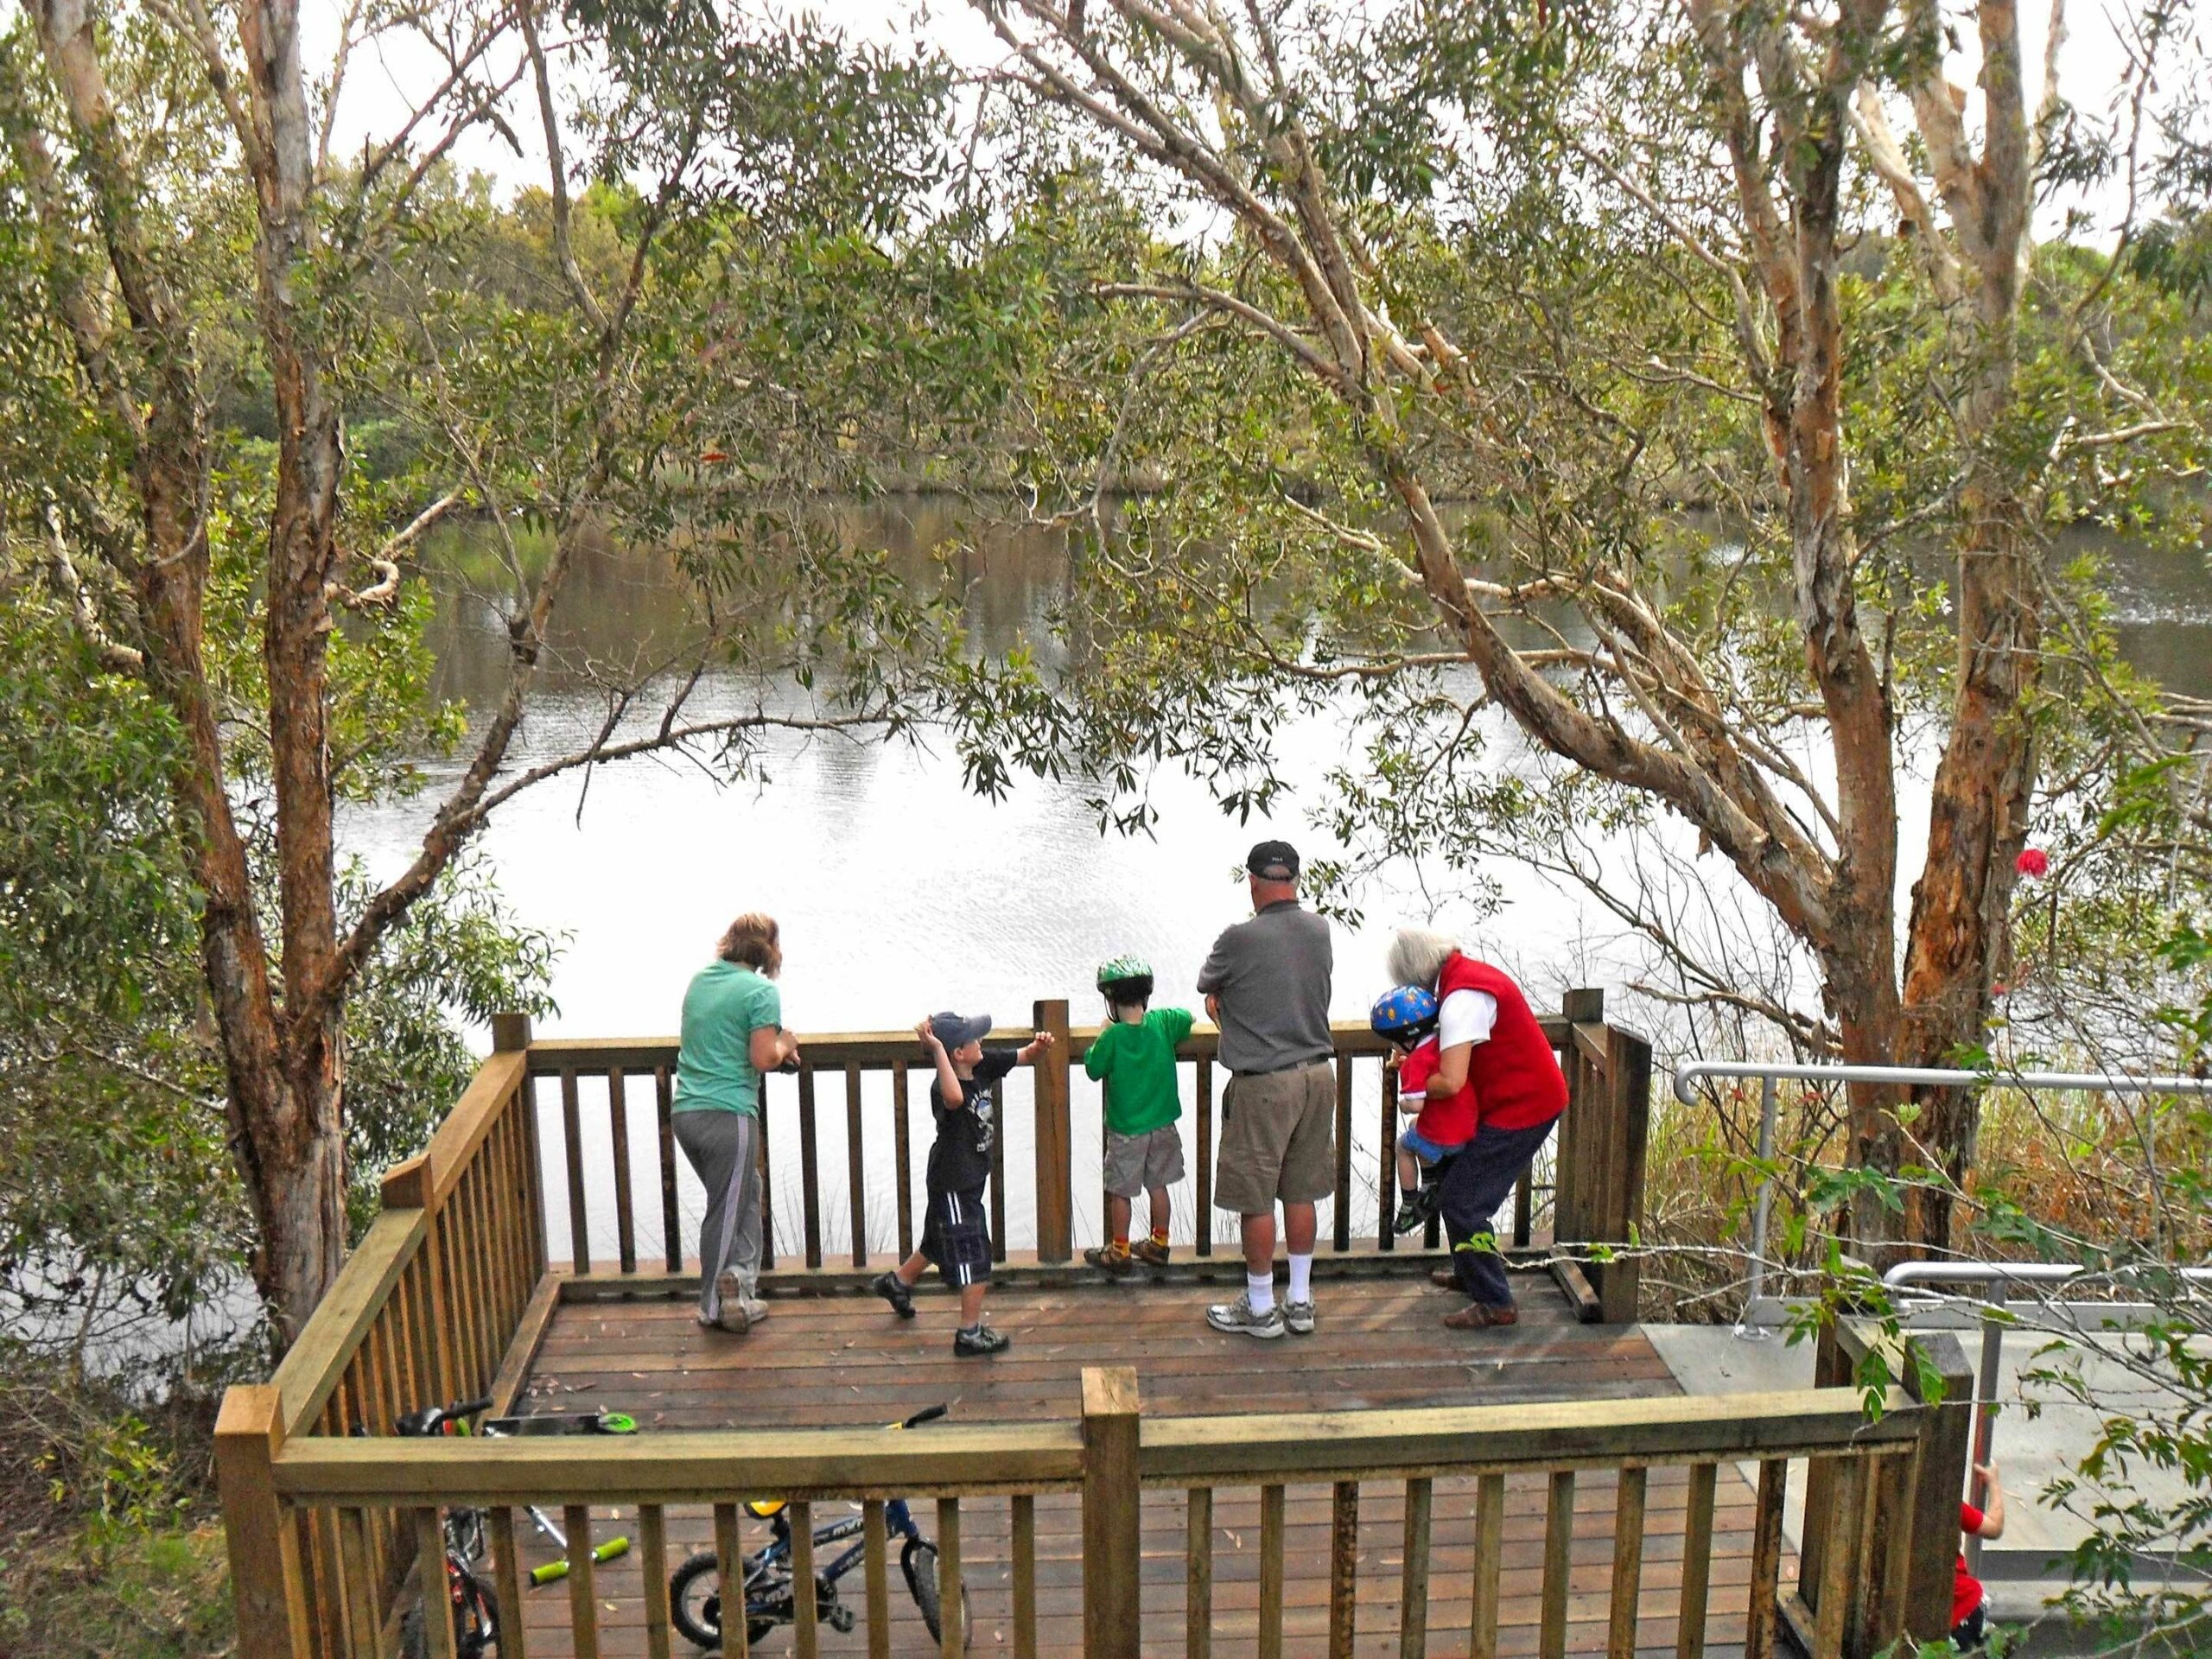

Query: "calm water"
left=339, top=499, right=2212, bottom=1259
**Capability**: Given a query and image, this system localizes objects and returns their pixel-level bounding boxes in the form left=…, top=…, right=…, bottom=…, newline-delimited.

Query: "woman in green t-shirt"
left=673, top=912, right=799, bottom=1334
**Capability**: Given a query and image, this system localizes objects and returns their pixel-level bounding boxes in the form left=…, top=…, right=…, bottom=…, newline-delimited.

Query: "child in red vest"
left=1952, top=1462, right=2005, bottom=1649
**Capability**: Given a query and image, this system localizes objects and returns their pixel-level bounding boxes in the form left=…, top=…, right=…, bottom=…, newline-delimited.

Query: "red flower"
left=2015, top=848, right=2049, bottom=878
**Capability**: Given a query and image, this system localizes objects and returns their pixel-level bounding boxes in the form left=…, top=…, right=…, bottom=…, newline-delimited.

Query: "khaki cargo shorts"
left=1213, top=1059, right=1336, bottom=1213
left=1103, top=1124, right=1186, bottom=1198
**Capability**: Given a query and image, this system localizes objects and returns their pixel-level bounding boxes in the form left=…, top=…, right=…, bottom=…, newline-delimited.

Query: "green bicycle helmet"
left=1096, top=955, right=1154, bottom=1003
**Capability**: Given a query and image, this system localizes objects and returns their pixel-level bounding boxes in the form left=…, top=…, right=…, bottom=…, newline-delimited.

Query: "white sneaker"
left=1282, top=1300, right=1315, bottom=1336
left=1205, top=1294, right=1286, bottom=1339
left=714, top=1270, right=758, bottom=1334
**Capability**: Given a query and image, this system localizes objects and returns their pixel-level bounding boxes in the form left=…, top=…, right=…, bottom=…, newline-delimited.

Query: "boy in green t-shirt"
left=1084, top=956, right=1194, bottom=1277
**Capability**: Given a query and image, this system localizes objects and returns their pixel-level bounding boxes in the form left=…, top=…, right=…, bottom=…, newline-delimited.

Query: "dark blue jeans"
left=1438, top=1116, right=1558, bottom=1307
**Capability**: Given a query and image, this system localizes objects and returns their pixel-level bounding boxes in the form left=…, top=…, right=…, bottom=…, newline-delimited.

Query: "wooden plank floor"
left=511, top=1274, right=1784, bottom=1656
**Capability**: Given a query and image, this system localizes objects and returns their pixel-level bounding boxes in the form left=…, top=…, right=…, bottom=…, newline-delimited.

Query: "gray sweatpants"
left=673, top=1109, right=762, bottom=1322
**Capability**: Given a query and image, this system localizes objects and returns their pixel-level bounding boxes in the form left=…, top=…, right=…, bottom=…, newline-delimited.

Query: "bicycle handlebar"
left=395, top=1396, right=494, bottom=1438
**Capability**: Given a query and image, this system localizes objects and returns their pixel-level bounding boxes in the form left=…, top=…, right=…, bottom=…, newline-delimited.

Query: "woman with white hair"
left=1385, top=926, right=1567, bottom=1329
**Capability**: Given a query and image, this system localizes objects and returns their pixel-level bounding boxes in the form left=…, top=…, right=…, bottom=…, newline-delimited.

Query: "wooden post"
left=1079, top=1366, right=1141, bottom=1659
left=1902, top=1332, right=1975, bottom=1644
left=1033, top=999, right=1073, bottom=1263
left=1598, top=1023, right=1651, bottom=1323
left=213, top=1385, right=312, bottom=1659
left=492, top=1012, right=533, bottom=1052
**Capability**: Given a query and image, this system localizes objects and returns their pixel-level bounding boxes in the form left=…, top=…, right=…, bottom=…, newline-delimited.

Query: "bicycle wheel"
left=455, top=1568, right=499, bottom=1659
left=900, top=1538, right=973, bottom=1653
left=671, top=1548, right=788, bottom=1650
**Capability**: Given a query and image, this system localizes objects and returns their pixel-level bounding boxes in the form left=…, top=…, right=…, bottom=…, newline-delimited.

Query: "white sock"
left=1287, top=1254, right=1313, bottom=1304
left=1245, top=1270, right=1275, bottom=1313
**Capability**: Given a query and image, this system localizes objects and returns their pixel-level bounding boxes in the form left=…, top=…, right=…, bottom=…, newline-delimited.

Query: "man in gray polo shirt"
left=1196, top=839, right=1335, bottom=1338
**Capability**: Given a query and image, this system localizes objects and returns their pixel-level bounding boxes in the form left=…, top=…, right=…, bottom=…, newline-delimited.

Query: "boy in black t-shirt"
left=871, top=1011, right=1053, bottom=1355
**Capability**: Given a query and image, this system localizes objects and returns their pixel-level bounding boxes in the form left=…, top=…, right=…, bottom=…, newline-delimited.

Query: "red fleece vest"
left=1438, top=954, right=1568, bottom=1131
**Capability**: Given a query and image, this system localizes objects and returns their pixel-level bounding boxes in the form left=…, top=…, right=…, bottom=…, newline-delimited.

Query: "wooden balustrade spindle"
left=757, top=1089, right=775, bottom=1272
left=1676, top=1463, right=1719, bottom=1659
left=563, top=1503, right=601, bottom=1659
left=1811, top=1457, right=1867, bottom=1659
left=490, top=1508, right=531, bottom=1659
left=1607, top=1466, right=1649, bottom=1659
left=1330, top=1480, right=1359, bottom=1659
left=715, top=1503, right=750, bottom=1658
left=1194, top=1056, right=1213, bottom=1255
left=521, top=1071, right=550, bottom=1281
left=1012, top=1493, right=1039, bottom=1659
left=1259, top=1484, right=1287, bottom=1659
left=1185, top=1487, right=1213, bottom=1659
left=611, top=1068, right=638, bottom=1276
left=1745, top=1459, right=1787, bottom=1659
left=1541, top=1471, right=1575, bottom=1659
left=1377, top=1060, right=1398, bottom=1252
left=1469, top=1472, right=1504, bottom=1659
left=892, top=1063, right=914, bottom=1261
left=560, top=1070, right=590, bottom=1274
left=1334, top=1052, right=1354, bottom=1251
left=656, top=1067, right=682, bottom=1274
left=798, top=1065, right=823, bottom=1269
left=337, top=1507, right=379, bottom=1658
left=863, top=1500, right=893, bottom=1659
left=936, top=1498, right=965, bottom=1659
left=993, top=1052, right=1009, bottom=1264
left=791, top=1500, right=818, bottom=1659
left=639, top=1503, right=672, bottom=1659
left=846, top=1065, right=868, bottom=1268
left=415, top=1508, right=458, bottom=1659
left=1399, top=1476, right=1433, bottom=1659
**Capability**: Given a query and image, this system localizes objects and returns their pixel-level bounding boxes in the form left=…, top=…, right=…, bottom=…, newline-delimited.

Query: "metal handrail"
left=1673, top=1059, right=2212, bottom=1096
left=1674, top=1058, right=2212, bottom=1571
left=1669, top=1060, right=2212, bottom=1336
left=1880, top=1259, right=2212, bottom=1571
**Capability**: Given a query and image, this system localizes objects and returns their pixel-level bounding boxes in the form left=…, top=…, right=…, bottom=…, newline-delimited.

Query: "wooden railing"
left=222, top=1357, right=1967, bottom=1659
left=520, top=987, right=1649, bottom=1315
left=216, top=992, right=1660, bottom=1655
left=222, top=1039, right=545, bottom=1659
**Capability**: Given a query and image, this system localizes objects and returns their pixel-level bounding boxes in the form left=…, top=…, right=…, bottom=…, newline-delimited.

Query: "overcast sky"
left=305, top=0, right=2164, bottom=243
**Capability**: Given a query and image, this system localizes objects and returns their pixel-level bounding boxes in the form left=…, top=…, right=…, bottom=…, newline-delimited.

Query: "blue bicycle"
left=668, top=1405, right=969, bottom=1652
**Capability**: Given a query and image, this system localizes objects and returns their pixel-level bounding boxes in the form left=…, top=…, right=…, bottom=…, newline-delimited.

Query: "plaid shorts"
left=919, top=1186, right=993, bottom=1288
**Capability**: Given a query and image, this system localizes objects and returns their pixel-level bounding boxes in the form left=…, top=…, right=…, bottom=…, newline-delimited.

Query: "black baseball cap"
left=1244, top=840, right=1300, bottom=881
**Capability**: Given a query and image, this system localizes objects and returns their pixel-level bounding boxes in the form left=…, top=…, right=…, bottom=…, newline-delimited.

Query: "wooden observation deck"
left=215, top=997, right=1974, bottom=1659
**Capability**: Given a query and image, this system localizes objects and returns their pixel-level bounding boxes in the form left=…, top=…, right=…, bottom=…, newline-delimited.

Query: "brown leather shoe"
left=1429, top=1268, right=1462, bottom=1290
left=1442, top=1301, right=1519, bottom=1330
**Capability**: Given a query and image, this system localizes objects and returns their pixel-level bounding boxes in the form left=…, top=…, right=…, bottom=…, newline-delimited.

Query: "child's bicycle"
left=668, top=1405, right=970, bottom=1652
left=391, top=1396, right=638, bottom=1658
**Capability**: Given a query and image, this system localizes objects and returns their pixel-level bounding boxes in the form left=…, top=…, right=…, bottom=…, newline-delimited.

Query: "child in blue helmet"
left=1371, top=985, right=1474, bottom=1235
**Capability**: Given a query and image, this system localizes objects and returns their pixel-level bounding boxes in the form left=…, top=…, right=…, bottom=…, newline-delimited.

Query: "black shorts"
left=919, top=1186, right=993, bottom=1288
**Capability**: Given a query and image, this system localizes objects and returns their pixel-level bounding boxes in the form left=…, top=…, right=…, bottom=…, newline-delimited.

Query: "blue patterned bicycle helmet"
left=1370, top=984, right=1440, bottom=1043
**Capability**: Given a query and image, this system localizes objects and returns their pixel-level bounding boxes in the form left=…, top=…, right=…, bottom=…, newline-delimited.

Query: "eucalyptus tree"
left=0, top=0, right=958, bottom=1343
left=957, top=0, right=2212, bottom=1254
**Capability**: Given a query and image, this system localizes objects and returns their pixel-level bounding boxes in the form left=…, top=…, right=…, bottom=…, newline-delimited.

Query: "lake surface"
left=338, top=498, right=2212, bottom=1258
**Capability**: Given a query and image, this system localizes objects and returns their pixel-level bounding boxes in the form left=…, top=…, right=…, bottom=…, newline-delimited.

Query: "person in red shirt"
left=1386, top=928, right=1569, bottom=1330
left=1953, top=1462, right=2005, bottom=1649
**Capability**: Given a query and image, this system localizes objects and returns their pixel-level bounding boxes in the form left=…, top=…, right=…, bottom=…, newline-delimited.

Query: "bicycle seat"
left=747, top=1499, right=787, bottom=1519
